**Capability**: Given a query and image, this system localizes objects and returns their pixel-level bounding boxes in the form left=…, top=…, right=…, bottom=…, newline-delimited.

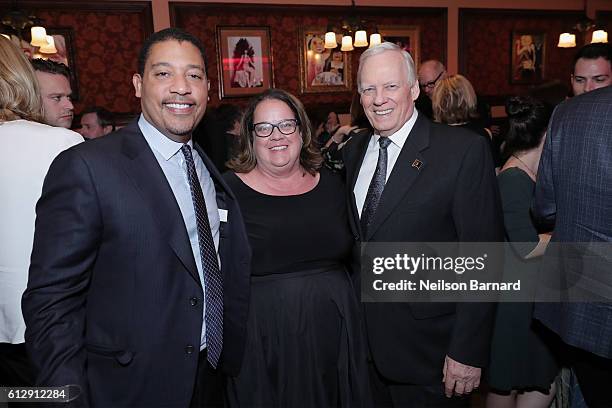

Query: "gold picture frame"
left=216, top=26, right=274, bottom=99
left=298, top=26, right=352, bottom=94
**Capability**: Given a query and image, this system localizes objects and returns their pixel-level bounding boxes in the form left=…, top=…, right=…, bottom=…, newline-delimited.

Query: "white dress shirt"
left=0, top=120, right=83, bottom=344
left=139, top=115, right=220, bottom=350
left=354, top=110, right=419, bottom=218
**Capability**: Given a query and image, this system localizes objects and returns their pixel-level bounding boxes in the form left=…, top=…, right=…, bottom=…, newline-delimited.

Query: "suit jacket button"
left=185, top=345, right=194, bottom=354
left=190, top=297, right=198, bottom=306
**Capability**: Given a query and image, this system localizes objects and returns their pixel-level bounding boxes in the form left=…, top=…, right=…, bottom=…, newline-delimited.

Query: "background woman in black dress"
left=224, top=88, right=370, bottom=407
left=486, top=96, right=559, bottom=408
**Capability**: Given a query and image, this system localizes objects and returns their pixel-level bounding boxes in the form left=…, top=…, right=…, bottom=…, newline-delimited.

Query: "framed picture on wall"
left=10, top=27, right=79, bottom=100
left=216, top=26, right=274, bottom=99
left=510, top=31, right=546, bottom=84
left=298, top=26, right=352, bottom=94
left=379, top=25, right=421, bottom=68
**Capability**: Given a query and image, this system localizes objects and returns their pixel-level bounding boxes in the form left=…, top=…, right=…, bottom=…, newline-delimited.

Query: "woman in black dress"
left=224, top=88, right=370, bottom=407
left=486, top=96, right=559, bottom=408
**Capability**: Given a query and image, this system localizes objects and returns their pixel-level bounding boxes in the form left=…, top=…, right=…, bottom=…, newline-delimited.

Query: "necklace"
left=512, top=154, right=536, bottom=179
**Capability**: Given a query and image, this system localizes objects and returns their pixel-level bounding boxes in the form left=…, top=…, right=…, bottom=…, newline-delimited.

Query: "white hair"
left=357, top=42, right=417, bottom=93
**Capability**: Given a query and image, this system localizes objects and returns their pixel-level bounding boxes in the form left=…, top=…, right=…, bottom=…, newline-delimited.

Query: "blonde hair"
left=0, top=36, right=44, bottom=122
left=431, top=74, right=478, bottom=124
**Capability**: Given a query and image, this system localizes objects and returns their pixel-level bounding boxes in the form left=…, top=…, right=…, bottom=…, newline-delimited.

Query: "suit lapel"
left=120, top=121, right=200, bottom=286
left=365, top=115, right=430, bottom=240
left=344, top=129, right=372, bottom=239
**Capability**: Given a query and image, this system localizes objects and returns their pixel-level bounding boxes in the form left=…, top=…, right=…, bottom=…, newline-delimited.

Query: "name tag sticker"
left=218, top=209, right=228, bottom=222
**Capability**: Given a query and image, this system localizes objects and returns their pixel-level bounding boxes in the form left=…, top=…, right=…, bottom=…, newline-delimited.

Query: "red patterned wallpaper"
left=0, top=1, right=152, bottom=114
left=460, top=10, right=584, bottom=101
left=172, top=4, right=446, bottom=113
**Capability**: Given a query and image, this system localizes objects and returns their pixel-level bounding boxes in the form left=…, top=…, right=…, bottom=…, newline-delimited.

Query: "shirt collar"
left=373, top=109, right=418, bottom=149
left=138, top=114, right=193, bottom=161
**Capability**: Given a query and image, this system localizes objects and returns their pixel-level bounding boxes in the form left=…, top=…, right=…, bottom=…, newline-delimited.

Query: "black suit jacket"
left=344, top=113, right=503, bottom=384
left=22, top=121, right=251, bottom=407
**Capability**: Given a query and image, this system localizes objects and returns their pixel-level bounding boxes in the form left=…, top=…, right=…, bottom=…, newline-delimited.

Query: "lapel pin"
left=412, top=159, right=423, bottom=170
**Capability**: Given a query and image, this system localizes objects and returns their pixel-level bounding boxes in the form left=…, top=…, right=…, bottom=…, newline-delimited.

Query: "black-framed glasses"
left=419, top=71, right=444, bottom=90
left=252, top=119, right=300, bottom=138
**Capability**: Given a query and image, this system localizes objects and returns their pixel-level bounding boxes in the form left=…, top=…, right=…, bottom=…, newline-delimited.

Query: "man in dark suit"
left=22, top=28, right=250, bottom=407
left=533, top=85, right=612, bottom=407
left=344, top=42, right=503, bottom=407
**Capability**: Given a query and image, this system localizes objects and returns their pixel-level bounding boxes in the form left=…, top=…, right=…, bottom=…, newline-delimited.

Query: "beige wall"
left=145, top=0, right=612, bottom=73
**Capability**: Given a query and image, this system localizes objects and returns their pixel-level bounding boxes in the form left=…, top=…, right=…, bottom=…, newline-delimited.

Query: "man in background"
left=533, top=85, right=612, bottom=408
left=78, top=106, right=115, bottom=139
left=418, top=60, right=447, bottom=100
left=31, top=59, right=74, bottom=128
left=571, top=42, right=612, bottom=96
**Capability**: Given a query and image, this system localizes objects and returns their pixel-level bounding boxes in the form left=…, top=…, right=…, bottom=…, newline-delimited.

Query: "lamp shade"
left=354, top=30, right=368, bottom=47
left=558, top=32, right=576, bottom=48
left=39, top=35, right=57, bottom=54
left=1, top=34, right=10, bottom=40
left=341, top=35, right=354, bottom=51
left=30, top=26, right=48, bottom=47
left=591, top=29, right=608, bottom=43
left=369, top=33, right=382, bottom=48
left=324, top=31, right=337, bottom=49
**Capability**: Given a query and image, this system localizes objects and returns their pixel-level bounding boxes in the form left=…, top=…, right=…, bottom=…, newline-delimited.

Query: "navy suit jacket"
left=343, top=113, right=504, bottom=384
left=533, top=86, right=612, bottom=359
left=22, top=121, right=251, bottom=406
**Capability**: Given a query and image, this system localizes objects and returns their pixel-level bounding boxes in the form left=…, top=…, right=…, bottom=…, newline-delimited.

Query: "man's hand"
left=442, top=355, right=481, bottom=398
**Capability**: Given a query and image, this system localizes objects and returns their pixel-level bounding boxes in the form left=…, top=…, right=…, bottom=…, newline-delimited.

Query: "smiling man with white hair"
left=343, top=42, right=503, bottom=407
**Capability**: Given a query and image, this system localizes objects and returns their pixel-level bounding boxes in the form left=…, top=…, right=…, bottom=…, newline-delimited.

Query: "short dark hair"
left=573, top=43, right=612, bottom=71
left=81, top=106, right=115, bottom=131
left=31, top=58, right=71, bottom=80
left=502, top=96, right=550, bottom=158
left=138, top=28, right=207, bottom=76
left=227, top=88, right=323, bottom=175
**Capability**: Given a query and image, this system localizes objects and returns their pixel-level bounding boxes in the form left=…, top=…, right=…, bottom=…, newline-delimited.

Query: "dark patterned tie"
left=360, top=137, right=392, bottom=237
left=181, top=144, right=223, bottom=368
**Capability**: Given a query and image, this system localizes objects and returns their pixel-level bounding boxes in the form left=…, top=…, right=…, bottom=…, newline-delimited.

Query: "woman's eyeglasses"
left=252, top=119, right=300, bottom=137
